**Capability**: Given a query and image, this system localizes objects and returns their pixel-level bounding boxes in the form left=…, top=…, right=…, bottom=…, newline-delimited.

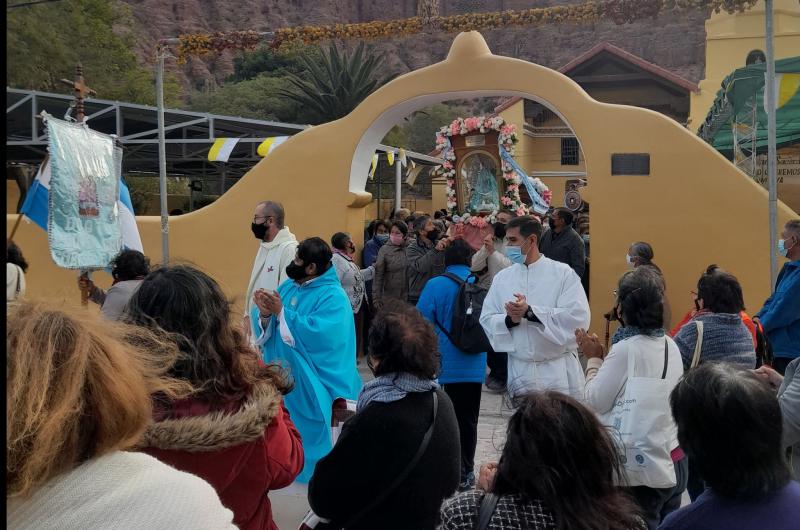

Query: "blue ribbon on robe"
left=500, top=148, right=549, bottom=215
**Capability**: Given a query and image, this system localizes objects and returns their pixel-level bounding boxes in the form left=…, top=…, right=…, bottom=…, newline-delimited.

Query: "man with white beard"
left=480, top=215, right=590, bottom=399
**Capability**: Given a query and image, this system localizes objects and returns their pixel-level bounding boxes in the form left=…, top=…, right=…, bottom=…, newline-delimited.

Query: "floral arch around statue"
left=434, top=116, right=553, bottom=248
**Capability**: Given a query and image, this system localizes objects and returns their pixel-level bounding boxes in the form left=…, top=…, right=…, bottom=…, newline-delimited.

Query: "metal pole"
left=395, top=152, right=402, bottom=212
left=765, top=0, right=778, bottom=290
left=156, top=47, right=169, bottom=265
left=376, top=158, right=382, bottom=220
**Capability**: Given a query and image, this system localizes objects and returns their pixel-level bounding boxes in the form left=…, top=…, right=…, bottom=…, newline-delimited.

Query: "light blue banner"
left=46, top=116, right=122, bottom=269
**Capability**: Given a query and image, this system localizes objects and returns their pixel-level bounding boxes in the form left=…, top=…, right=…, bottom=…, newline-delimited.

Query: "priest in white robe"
left=245, top=201, right=298, bottom=341
left=480, top=215, right=590, bottom=399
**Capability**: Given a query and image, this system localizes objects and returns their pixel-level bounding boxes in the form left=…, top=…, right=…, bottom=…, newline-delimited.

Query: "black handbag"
left=473, top=492, right=500, bottom=530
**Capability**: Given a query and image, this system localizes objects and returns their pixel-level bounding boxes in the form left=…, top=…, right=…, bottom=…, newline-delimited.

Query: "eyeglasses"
left=253, top=215, right=274, bottom=224
left=612, top=289, right=618, bottom=297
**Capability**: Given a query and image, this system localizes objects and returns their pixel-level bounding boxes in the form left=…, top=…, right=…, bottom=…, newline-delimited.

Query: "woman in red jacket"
left=127, top=264, right=304, bottom=530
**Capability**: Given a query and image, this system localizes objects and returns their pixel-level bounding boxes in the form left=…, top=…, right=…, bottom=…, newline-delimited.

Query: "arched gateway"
left=8, top=32, right=796, bottom=332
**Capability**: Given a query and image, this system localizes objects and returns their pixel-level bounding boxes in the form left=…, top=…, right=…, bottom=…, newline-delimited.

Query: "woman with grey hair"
left=625, top=242, right=670, bottom=328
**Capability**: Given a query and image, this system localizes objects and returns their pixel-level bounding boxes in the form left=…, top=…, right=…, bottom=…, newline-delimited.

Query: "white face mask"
left=626, top=254, right=634, bottom=268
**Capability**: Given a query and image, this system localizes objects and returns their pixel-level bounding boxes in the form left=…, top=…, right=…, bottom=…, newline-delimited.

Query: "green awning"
left=697, top=56, right=800, bottom=156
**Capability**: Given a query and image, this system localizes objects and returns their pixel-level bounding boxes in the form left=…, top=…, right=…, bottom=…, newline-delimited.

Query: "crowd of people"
left=5, top=206, right=800, bottom=530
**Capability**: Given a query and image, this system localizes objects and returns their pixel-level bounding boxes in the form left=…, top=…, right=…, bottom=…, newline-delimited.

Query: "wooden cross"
left=60, top=63, right=96, bottom=123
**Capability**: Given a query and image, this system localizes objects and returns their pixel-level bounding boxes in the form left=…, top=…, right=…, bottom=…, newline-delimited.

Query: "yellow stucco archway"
left=8, top=31, right=796, bottom=333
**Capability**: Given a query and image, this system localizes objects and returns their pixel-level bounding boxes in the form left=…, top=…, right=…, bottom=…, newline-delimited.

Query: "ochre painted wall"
left=688, top=0, right=800, bottom=132
left=8, top=32, right=797, bottom=336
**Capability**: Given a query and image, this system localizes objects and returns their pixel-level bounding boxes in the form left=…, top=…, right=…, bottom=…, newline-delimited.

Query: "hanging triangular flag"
left=406, top=164, right=424, bottom=187
left=369, top=153, right=379, bottom=180
left=257, top=136, right=289, bottom=157
left=386, top=151, right=395, bottom=166
left=764, top=73, right=800, bottom=112
left=208, top=138, right=241, bottom=162
left=398, top=148, right=408, bottom=167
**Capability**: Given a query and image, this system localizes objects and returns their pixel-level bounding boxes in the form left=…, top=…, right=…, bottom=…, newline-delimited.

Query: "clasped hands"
left=575, top=328, right=605, bottom=359
left=253, top=288, right=282, bottom=318
left=504, top=293, right=529, bottom=324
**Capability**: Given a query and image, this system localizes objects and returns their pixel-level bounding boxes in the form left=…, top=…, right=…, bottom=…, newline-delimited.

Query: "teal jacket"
left=253, top=264, right=363, bottom=482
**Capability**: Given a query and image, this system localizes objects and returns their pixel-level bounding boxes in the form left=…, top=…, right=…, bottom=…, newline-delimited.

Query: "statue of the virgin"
left=467, top=158, right=500, bottom=213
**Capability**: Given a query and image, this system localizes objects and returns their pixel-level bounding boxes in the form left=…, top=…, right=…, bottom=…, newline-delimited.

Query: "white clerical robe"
left=245, top=226, right=298, bottom=327
left=480, top=255, right=590, bottom=399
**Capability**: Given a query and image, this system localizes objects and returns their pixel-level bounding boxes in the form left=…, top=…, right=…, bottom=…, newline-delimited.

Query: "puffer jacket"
left=373, top=241, right=408, bottom=307
left=140, top=379, right=304, bottom=530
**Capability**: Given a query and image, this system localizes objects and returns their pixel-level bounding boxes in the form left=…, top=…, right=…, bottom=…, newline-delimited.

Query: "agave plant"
left=278, top=42, right=391, bottom=123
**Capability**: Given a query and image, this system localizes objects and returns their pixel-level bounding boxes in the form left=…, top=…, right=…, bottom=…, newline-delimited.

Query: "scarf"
left=357, top=372, right=438, bottom=412
left=611, top=325, right=665, bottom=345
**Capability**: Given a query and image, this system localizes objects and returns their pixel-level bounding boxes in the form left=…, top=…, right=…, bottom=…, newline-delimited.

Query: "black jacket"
left=308, top=389, right=461, bottom=530
left=538, top=226, right=586, bottom=278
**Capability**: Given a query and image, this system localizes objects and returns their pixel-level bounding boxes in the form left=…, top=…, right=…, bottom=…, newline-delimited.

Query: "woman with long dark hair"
left=440, top=391, right=644, bottom=530
left=126, top=264, right=304, bottom=530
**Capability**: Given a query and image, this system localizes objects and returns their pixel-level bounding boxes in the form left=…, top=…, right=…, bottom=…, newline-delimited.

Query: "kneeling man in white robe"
left=480, top=215, right=590, bottom=399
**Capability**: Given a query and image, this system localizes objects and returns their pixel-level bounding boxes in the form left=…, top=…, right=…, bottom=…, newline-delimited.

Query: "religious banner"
left=45, top=114, right=122, bottom=269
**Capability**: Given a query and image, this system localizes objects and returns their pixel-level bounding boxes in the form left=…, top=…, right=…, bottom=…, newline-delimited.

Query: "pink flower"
left=464, top=117, right=480, bottom=131
left=516, top=206, right=527, bottom=216
left=450, top=122, right=460, bottom=136
left=501, top=196, right=513, bottom=206
left=507, top=184, right=519, bottom=192
left=443, top=161, right=453, bottom=169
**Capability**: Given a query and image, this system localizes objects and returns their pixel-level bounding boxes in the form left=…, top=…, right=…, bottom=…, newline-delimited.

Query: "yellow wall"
left=7, top=180, right=21, bottom=213
left=689, top=0, right=800, bottom=132
left=8, top=32, right=797, bottom=336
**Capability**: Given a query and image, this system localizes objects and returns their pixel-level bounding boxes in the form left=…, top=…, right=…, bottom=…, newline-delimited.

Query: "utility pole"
left=765, top=0, right=778, bottom=290
left=156, top=44, right=170, bottom=265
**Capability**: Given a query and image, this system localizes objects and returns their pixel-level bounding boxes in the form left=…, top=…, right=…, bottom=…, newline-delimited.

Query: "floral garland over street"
left=434, top=117, right=552, bottom=222
left=173, top=0, right=760, bottom=61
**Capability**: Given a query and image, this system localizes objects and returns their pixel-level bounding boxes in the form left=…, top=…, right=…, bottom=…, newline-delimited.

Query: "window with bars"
left=561, top=137, right=580, bottom=166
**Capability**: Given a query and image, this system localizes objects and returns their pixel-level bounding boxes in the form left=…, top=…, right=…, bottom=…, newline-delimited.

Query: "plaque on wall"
left=465, top=134, right=486, bottom=147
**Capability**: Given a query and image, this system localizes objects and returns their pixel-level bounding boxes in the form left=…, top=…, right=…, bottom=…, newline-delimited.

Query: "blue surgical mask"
left=505, top=245, right=524, bottom=264
left=376, top=233, right=389, bottom=244
left=778, top=238, right=795, bottom=258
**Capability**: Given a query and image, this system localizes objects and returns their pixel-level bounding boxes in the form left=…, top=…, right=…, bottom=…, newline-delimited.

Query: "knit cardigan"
left=673, top=312, right=756, bottom=370
left=7, top=451, right=236, bottom=529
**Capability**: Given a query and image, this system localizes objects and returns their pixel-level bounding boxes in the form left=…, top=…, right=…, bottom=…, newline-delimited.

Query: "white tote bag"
left=607, top=340, right=677, bottom=488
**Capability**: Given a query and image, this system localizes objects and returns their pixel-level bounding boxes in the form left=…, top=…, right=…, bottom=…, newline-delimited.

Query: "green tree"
left=228, top=42, right=314, bottom=83
left=188, top=74, right=310, bottom=123
left=6, top=0, right=179, bottom=106
left=278, top=42, right=392, bottom=124
left=387, top=104, right=469, bottom=154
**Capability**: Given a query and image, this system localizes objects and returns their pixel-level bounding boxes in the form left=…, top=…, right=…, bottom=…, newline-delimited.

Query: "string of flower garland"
left=173, top=0, right=759, bottom=61
left=435, top=116, right=552, bottom=221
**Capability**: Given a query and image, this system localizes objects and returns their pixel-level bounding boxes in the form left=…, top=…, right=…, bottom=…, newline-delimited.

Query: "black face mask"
left=494, top=222, right=507, bottom=240
left=427, top=228, right=441, bottom=241
left=251, top=222, right=268, bottom=240
left=286, top=261, right=308, bottom=281
left=548, top=219, right=557, bottom=230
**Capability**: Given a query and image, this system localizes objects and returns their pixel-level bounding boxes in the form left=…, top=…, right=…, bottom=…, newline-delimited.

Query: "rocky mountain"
left=120, top=0, right=709, bottom=92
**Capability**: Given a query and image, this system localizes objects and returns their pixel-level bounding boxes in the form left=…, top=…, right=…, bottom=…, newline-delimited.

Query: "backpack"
left=433, top=273, right=491, bottom=354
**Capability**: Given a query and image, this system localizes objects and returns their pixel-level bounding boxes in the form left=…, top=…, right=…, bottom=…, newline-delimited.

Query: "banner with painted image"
left=45, top=115, right=122, bottom=269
